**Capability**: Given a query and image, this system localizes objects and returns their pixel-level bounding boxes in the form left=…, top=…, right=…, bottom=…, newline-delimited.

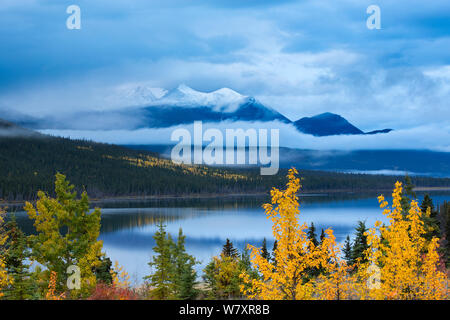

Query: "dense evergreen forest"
left=1, top=119, right=450, bottom=201
left=0, top=134, right=281, bottom=200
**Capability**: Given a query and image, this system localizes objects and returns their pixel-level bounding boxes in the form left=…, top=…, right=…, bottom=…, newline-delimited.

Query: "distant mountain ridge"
left=0, top=84, right=391, bottom=136
left=294, top=112, right=392, bottom=136
left=130, top=84, right=291, bottom=127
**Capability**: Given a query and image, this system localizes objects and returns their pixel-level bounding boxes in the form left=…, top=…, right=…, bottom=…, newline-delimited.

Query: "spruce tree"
left=2, top=215, right=34, bottom=300
left=261, top=238, right=270, bottom=261
left=172, top=228, right=198, bottom=300
left=446, top=202, right=450, bottom=267
left=441, top=201, right=450, bottom=267
left=202, top=259, right=218, bottom=298
left=239, top=249, right=259, bottom=282
left=342, top=235, right=353, bottom=265
left=178, top=262, right=198, bottom=300
left=400, top=174, right=416, bottom=214
left=271, top=240, right=278, bottom=268
left=351, top=221, right=368, bottom=264
left=307, top=223, right=319, bottom=247
left=145, top=225, right=198, bottom=300
left=144, top=222, right=174, bottom=299
left=420, top=194, right=440, bottom=241
left=319, top=229, right=326, bottom=244
left=93, top=256, right=113, bottom=285
left=222, top=238, right=238, bottom=258
left=404, top=175, right=416, bottom=198
left=421, top=194, right=435, bottom=214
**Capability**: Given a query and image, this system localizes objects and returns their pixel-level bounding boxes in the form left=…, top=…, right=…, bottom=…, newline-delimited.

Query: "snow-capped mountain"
left=137, top=84, right=290, bottom=127
left=106, top=84, right=168, bottom=108
left=156, top=84, right=246, bottom=113
left=5, top=84, right=392, bottom=136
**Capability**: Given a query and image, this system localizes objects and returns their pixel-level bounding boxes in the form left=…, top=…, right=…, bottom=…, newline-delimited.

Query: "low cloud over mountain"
left=1, top=85, right=390, bottom=137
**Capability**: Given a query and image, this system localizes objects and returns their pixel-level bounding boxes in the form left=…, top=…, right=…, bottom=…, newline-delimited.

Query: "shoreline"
left=2, top=186, right=449, bottom=207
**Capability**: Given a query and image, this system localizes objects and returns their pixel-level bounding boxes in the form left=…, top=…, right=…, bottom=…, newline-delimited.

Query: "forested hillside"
left=1, top=125, right=450, bottom=201
left=0, top=134, right=286, bottom=200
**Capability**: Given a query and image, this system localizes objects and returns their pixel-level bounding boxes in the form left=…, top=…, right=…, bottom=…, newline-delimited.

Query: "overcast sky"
left=0, top=0, right=449, bottom=146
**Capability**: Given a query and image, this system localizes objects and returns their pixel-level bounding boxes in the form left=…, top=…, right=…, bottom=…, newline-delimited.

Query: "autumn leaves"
left=0, top=169, right=448, bottom=300
left=240, top=169, right=448, bottom=300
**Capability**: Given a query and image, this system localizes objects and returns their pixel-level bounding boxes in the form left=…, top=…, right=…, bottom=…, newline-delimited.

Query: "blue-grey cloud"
left=0, top=0, right=449, bottom=141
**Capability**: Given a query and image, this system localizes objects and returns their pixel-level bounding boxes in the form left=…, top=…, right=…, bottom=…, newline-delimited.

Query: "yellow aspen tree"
left=314, top=230, right=352, bottom=300
left=348, top=259, right=375, bottom=300
left=365, top=182, right=448, bottom=300
left=111, top=261, right=131, bottom=289
left=420, top=238, right=448, bottom=299
left=240, top=168, right=334, bottom=300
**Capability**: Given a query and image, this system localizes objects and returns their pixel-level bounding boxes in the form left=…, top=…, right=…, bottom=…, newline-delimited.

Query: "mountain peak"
left=294, top=112, right=393, bottom=136
left=175, top=84, right=198, bottom=94
left=108, top=84, right=168, bottom=108
left=212, top=87, right=243, bottom=97
left=294, top=113, right=364, bottom=136
left=313, top=112, right=341, bottom=119
left=158, top=85, right=246, bottom=112
left=172, top=84, right=244, bottom=100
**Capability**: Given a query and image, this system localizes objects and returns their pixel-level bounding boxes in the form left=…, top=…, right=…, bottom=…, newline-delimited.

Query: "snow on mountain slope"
left=154, top=84, right=247, bottom=112
left=106, top=84, right=168, bottom=108
left=135, top=84, right=291, bottom=127
left=10, top=83, right=392, bottom=136
left=107, top=83, right=273, bottom=114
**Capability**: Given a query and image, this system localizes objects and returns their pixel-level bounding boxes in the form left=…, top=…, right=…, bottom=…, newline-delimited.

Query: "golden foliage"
left=241, top=170, right=448, bottom=300
left=364, top=182, right=448, bottom=300
left=314, top=230, right=352, bottom=300
left=111, top=261, right=131, bottom=289
left=75, top=145, right=93, bottom=151
left=240, top=168, right=342, bottom=300
left=104, top=154, right=248, bottom=181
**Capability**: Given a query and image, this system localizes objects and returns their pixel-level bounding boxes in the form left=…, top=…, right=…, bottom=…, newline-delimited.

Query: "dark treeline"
left=0, top=135, right=284, bottom=200
left=1, top=135, right=450, bottom=201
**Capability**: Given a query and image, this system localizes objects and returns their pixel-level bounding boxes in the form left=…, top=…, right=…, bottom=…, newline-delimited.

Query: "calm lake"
left=10, top=191, right=450, bottom=284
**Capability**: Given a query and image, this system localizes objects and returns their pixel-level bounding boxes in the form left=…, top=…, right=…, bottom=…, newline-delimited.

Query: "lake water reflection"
left=11, top=191, right=450, bottom=284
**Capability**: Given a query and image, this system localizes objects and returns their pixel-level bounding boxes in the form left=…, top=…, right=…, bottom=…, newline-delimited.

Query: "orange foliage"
left=88, top=283, right=139, bottom=300
left=45, top=271, right=65, bottom=300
